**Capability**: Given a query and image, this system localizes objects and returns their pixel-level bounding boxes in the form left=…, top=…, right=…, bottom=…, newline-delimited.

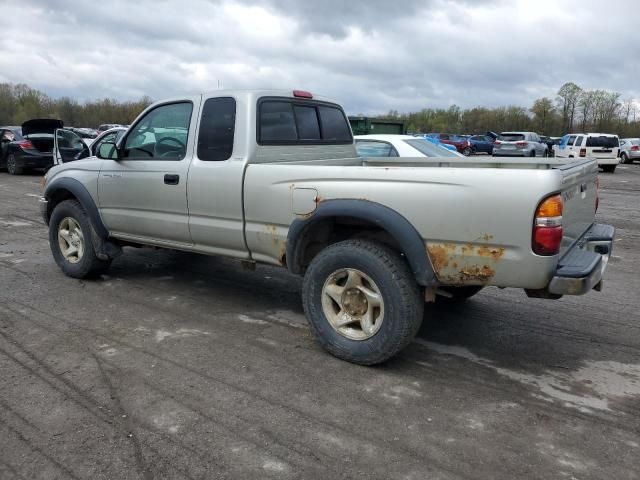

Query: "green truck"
left=348, top=116, right=406, bottom=136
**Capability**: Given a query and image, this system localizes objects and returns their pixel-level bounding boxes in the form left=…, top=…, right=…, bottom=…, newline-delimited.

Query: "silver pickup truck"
left=41, top=89, right=614, bottom=365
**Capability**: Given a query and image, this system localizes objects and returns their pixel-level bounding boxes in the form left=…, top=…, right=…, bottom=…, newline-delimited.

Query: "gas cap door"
left=292, top=188, right=318, bottom=216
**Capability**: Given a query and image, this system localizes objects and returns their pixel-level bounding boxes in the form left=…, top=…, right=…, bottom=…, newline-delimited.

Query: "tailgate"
left=557, top=159, right=599, bottom=255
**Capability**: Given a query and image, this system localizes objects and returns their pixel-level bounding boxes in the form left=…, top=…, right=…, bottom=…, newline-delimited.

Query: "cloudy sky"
left=2, top=0, right=638, bottom=114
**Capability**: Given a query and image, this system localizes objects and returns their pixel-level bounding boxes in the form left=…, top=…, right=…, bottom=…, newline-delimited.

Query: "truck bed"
left=244, top=156, right=598, bottom=290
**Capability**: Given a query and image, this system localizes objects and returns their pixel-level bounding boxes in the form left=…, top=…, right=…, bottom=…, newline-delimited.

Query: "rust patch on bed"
left=426, top=245, right=450, bottom=272
left=265, top=224, right=287, bottom=265
left=426, top=240, right=503, bottom=285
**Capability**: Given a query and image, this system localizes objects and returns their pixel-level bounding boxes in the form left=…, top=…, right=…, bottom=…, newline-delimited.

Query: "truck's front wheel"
left=302, top=239, right=423, bottom=365
left=49, top=199, right=112, bottom=278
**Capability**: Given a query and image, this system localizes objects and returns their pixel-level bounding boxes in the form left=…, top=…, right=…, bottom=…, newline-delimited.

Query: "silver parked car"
left=493, top=131, right=548, bottom=157
left=619, top=138, right=640, bottom=164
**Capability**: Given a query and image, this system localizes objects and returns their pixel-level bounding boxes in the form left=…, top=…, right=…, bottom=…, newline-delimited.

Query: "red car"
left=428, top=133, right=473, bottom=156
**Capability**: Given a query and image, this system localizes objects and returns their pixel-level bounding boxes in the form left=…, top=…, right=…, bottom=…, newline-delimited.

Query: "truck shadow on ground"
left=108, top=249, right=638, bottom=376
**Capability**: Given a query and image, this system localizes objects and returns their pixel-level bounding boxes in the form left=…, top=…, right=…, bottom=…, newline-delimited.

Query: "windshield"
left=586, top=136, right=619, bottom=148
left=404, top=139, right=459, bottom=157
left=498, top=133, right=525, bottom=142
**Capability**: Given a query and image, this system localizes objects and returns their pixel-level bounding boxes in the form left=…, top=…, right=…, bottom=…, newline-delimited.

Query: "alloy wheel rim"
left=58, top=217, right=84, bottom=264
left=321, top=268, right=384, bottom=341
left=7, top=155, right=15, bottom=173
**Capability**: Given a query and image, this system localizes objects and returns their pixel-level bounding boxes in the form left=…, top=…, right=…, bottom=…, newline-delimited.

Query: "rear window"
left=318, top=106, right=351, bottom=141
left=293, top=105, right=320, bottom=140
left=498, top=133, right=525, bottom=142
left=586, top=136, right=619, bottom=148
left=631, top=140, right=640, bottom=146
left=404, top=139, right=459, bottom=157
left=258, top=98, right=352, bottom=145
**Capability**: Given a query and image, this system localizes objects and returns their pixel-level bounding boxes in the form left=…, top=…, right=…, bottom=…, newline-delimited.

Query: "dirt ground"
left=1, top=164, right=639, bottom=479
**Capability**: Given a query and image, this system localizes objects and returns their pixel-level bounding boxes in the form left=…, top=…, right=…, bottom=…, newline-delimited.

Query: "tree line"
left=1, top=81, right=638, bottom=138
left=379, top=82, right=639, bottom=138
left=0, top=83, right=153, bottom=128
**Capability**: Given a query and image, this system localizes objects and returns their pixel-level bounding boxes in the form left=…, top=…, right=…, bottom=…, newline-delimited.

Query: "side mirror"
left=97, top=141, right=120, bottom=160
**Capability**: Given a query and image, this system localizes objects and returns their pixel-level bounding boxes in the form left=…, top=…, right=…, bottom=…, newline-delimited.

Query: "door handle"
left=164, top=174, right=179, bottom=185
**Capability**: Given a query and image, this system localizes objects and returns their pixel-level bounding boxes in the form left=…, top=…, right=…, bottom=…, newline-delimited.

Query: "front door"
left=97, top=99, right=199, bottom=245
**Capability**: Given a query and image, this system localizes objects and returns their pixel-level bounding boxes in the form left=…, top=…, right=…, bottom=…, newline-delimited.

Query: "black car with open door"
left=0, top=119, right=91, bottom=175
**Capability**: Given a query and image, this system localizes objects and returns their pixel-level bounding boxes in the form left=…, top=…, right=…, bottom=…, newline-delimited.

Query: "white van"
left=554, top=133, right=620, bottom=173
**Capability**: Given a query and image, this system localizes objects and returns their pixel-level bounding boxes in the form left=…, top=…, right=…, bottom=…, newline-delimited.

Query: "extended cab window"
left=258, top=99, right=352, bottom=145
left=197, top=97, right=236, bottom=161
left=123, top=102, right=192, bottom=160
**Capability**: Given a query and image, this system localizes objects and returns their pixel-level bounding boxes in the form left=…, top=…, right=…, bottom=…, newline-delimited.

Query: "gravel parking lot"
left=1, top=165, right=639, bottom=480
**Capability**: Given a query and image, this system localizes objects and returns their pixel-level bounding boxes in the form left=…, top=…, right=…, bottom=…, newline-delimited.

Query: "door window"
left=123, top=102, right=193, bottom=160
left=566, top=135, right=577, bottom=146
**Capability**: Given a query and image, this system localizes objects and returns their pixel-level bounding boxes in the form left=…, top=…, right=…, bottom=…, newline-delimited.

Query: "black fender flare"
left=44, top=177, right=109, bottom=239
left=286, top=199, right=437, bottom=286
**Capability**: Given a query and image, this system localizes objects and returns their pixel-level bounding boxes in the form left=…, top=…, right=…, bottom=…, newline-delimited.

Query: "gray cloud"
left=3, top=0, right=639, bottom=115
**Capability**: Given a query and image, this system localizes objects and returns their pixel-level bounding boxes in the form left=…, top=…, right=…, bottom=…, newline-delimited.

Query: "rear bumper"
left=595, top=158, right=619, bottom=166
left=547, top=224, right=615, bottom=295
left=493, top=150, right=527, bottom=157
left=17, top=152, right=53, bottom=168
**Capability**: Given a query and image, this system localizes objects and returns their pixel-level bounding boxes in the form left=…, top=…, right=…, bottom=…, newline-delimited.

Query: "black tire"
left=620, top=153, right=629, bottom=164
left=6, top=154, right=23, bottom=175
left=438, top=286, right=483, bottom=303
left=49, top=199, right=112, bottom=278
left=601, top=164, right=616, bottom=173
left=462, top=147, right=472, bottom=156
left=302, top=239, right=423, bottom=365
left=530, top=150, right=536, bottom=157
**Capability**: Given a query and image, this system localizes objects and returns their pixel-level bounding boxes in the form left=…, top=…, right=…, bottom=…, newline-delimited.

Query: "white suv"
left=554, top=133, right=620, bottom=173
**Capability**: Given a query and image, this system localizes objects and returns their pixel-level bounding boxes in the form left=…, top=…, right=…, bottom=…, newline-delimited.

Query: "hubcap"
left=7, top=156, right=15, bottom=172
left=321, top=268, right=384, bottom=341
left=57, top=217, right=84, bottom=264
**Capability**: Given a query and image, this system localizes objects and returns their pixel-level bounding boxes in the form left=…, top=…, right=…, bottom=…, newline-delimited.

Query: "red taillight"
left=631, top=145, right=639, bottom=151
left=293, top=90, right=313, bottom=99
left=17, top=140, right=34, bottom=150
left=579, top=148, right=587, bottom=157
left=494, top=140, right=501, bottom=145
left=516, top=141, right=528, bottom=148
left=533, top=194, right=563, bottom=256
left=533, top=226, right=563, bottom=255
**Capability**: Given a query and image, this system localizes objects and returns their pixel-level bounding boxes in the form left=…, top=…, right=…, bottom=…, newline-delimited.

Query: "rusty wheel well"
left=290, top=216, right=403, bottom=273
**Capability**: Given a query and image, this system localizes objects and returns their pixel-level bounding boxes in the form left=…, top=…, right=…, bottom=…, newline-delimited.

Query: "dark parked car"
left=426, top=133, right=473, bottom=156
left=1, top=119, right=65, bottom=175
left=468, top=134, right=496, bottom=154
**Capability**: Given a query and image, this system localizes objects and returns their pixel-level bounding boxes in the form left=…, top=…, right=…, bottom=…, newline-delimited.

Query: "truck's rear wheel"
left=49, top=199, right=112, bottom=278
left=302, top=239, right=423, bottom=365
left=601, top=164, right=616, bottom=173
